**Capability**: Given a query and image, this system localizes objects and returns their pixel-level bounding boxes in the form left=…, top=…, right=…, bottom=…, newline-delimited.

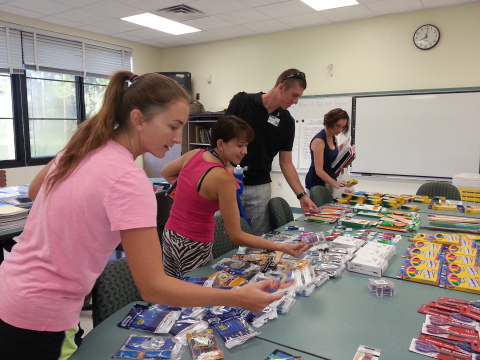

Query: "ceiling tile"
left=181, top=30, right=227, bottom=42
left=81, top=0, right=144, bottom=18
left=51, top=0, right=102, bottom=6
left=77, top=24, right=118, bottom=35
left=365, top=0, right=423, bottom=16
left=110, top=32, right=144, bottom=42
left=187, top=0, right=248, bottom=16
left=207, top=24, right=256, bottom=38
left=237, top=0, right=289, bottom=6
left=216, top=8, right=271, bottom=24
left=243, top=19, right=292, bottom=33
left=5, top=0, right=73, bottom=15
left=114, top=0, right=182, bottom=12
left=420, top=0, right=477, bottom=7
left=256, top=0, right=314, bottom=18
left=89, top=18, right=143, bottom=33
left=122, top=27, right=173, bottom=40
left=278, top=12, right=331, bottom=28
left=320, top=4, right=376, bottom=22
left=39, top=15, right=85, bottom=28
left=183, top=16, right=233, bottom=30
left=0, top=4, right=44, bottom=18
left=50, top=8, right=113, bottom=24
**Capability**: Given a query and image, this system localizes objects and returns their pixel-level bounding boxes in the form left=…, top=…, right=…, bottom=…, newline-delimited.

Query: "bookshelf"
left=183, top=111, right=224, bottom=153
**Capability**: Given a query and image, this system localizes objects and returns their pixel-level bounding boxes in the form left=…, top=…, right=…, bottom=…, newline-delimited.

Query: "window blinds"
left=0, top=23, right=132, bottom=76
left=0, top=27, right=23, bottom=73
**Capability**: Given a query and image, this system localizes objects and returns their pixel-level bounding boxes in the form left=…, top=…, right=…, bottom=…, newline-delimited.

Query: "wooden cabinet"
left=182, top=111, right=224, bottom=154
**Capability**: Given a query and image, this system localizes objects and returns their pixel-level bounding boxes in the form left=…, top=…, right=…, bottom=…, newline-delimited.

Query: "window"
left=0, top=22, right=131, bottom=169
left=84, top=77, right=109, bottom=119
left=0, top=74, right=14, bottom=161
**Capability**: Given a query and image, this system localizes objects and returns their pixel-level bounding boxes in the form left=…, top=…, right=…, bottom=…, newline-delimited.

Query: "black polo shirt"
left=225, top=92, right=295, bottom=186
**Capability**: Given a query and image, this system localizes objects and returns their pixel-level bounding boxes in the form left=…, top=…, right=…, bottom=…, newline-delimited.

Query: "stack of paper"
left=0, top=202, right=29, bottom=231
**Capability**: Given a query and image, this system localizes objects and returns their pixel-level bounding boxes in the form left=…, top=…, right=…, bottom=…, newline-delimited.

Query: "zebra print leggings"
left=161, top=228, right=214, bottom=278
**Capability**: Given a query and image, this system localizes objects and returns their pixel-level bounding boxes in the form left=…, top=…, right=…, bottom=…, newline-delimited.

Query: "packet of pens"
left=206, top=312, right=259, bottom=349
left=168, top=308, right=209, bottom=346
left=113, top=334, right=184, bottom=360
left=186, top=328, right=224, bottom=360
left=212, top=258, right=260, bottom=280
left=118, top=304, right=182, bottom=334
left=297, top=231, right=326, bottom=246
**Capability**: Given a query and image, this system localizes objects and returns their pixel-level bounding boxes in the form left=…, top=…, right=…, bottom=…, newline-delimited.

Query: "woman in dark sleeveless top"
left=305, top=108, right=350, bottom=192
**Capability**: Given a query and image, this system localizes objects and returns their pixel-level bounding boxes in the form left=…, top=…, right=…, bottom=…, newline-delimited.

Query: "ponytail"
left=45, top=71, right=190, bottom=194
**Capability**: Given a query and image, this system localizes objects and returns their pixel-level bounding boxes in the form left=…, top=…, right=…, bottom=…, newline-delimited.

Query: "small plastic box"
left=368, top=278, right=396, bottom=297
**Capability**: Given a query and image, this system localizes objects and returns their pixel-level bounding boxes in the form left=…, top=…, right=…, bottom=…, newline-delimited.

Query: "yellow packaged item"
left=443, top=263, right=480, bottom=277
left=346, top=179, right=358, bottom=187
left=413, top=196, right=432, bottom=203
left=433, top=196, right=447, bottom=201
left=444, top=245, right=478, bottom=257
left=441, top=272, right=480, bottom=295
left=398, top=261, right=441, bottom=285
left=458, top=205, right=480, bottom=214
left=409, top=241, right=443, bottom=252
left=441, top=253, right=477, bottom=267
left=429, top=202, right=457, bottom=211
left=458, top=234, right=480, bottom=242
left=410, top=233, right=461, bottom=246
left=334, top=197, right=348, bottom=204
left=404, top=247, right=440, bottom=260
left=401, top=204, right=419, bottom=211
left=341, top=193, right=353, bottom=200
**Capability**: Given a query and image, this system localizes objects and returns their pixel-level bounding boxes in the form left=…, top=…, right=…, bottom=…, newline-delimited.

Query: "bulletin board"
left=272, top=96, right=353, bottom=172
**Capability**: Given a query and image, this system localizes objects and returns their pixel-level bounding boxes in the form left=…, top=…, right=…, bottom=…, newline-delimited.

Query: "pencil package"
left=397, top=263, right=441, bottom=285
left=439, top=272, right=480, bottom=295
left=439, top=253, right=478, bottom=267
left=403, top=247, right=440, bottom=261
left=457, top=204, right=480, bottom=214
left=441, top=263, right=480, bottom=277
left=429, top=202, right=457, bottom=211
left=401, top=204, right=419, bottom=211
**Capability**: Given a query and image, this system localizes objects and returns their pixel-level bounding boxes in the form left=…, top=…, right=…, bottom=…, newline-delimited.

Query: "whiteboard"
left=272, top=96, right=353, bottom=171
left=351, top=92, right=480, bottom=178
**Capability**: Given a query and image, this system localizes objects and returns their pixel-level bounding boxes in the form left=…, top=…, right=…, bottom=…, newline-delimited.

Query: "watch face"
left=413, top=24, right=440, bottom=50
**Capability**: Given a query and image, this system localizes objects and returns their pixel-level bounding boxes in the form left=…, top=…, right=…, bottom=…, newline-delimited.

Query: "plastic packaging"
left=233, top=165, right=244, bottom=195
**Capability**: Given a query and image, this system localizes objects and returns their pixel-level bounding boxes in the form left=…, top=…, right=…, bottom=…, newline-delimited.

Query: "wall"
left=0, top=11, right=164, bottom=186
left=158, top=2, right=480, bottom=206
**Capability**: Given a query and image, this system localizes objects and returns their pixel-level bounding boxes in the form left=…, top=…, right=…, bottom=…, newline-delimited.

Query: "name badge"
left=267, top=115, right=280, bottom=127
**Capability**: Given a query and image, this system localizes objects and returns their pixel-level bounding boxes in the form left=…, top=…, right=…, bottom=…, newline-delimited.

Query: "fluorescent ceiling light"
left=301, top=0, right=359, bottom=11
left=121, top=13, right=200, bottom=35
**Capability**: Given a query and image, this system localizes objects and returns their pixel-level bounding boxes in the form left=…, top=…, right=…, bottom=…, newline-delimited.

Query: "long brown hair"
left=45, top=71, right=190, bottom=194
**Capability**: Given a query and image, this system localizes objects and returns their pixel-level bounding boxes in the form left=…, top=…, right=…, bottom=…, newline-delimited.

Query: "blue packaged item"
left=113, top=334, right=183, bottom=359
left=118, top=304, right=181, bottom=334
left=233, top=165, right=244, bottom=195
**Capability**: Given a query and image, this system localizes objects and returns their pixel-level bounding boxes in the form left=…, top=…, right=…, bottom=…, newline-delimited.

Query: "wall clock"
left=413, top=24, right=440, bottom=50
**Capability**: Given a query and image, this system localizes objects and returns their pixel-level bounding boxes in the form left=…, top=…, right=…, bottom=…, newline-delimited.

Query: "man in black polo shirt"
left=226, top=69, right=318, bottom=235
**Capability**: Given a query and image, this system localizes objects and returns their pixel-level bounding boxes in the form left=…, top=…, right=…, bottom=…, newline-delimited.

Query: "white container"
left=453, top=173, right=480, bottom=188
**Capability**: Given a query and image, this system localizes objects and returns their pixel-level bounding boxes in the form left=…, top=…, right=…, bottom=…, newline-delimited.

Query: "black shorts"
left=0, top=317, right=84, bottom=360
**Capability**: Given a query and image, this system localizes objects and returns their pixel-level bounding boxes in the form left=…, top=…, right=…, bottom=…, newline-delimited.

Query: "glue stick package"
left=113, top=334, right=184, bottom=360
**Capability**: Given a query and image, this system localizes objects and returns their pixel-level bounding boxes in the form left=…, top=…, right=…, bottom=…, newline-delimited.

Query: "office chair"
left=416, top=181, right=461, bottom=201
left=92, top=257, right=142, bottom=327
left=211, top=215, right=240, bottom=259
left=310, top=185, right=334, bottom=207
left=268, top=197, right=294, bottom=230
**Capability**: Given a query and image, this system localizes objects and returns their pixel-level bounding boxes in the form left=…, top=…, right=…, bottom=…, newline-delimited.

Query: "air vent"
left=156, top=4, right=205, bottom=22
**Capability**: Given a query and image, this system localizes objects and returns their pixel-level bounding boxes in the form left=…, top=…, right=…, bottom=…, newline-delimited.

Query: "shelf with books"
left=183, top=111, right=224, bottom=153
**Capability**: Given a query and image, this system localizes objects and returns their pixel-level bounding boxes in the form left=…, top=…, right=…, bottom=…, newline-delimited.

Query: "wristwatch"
left=296, top=191, right=307, bottom=200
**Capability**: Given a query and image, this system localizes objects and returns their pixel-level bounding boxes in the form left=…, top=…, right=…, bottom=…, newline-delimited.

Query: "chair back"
left=212, top=215, right=239, bottom=259
left=268, top=197, right=294, bottom=230
left=416, top=181, right=461, bottom=200
left=92, top=257, right=141, bottom=327
left=310, top=185, right=334, bottom=206
left=156, top=190, right=174, bottom=242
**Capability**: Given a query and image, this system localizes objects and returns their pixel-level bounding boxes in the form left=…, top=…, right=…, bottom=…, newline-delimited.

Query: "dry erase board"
left=351, top=91, right=480, bottom=178
left=272, top=96, right=353, bottom=172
